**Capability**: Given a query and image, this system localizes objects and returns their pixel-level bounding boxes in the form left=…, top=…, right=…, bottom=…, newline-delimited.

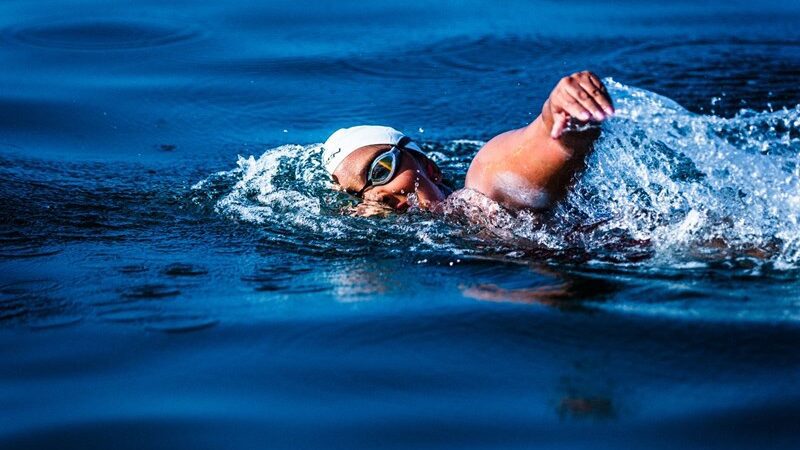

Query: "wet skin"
left=465, top=71, right=613, bottom=209
left=331, top=144, right=449, bottom=211
left=333, top=71, right=614, bottom=212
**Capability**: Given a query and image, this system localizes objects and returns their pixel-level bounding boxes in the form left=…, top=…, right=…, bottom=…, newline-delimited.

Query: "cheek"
left=385, top=170, right=446, bottom=203
left=384, top=170, right=426, bottom=194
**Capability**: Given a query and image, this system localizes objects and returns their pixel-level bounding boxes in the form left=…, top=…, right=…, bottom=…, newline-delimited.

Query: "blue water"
left=3, top=0, right=800, bottom=448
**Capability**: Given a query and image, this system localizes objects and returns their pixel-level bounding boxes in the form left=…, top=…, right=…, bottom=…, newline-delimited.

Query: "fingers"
left=554, top=72, right=614, bottom=121
left=585, top=72, right=608, bottom=97
left=580, top=74, right=614, bottom=116
left=564, top=82, right=606, bottom=121
left=551, top=111, right=568, bottom=139
left=547, top=71, right=614, bottom=138
left=554, top=89, right=591, bottom=122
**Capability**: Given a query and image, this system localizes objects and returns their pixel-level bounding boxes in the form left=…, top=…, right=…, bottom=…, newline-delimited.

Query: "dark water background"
left=2, top=0, right=800, bottom=448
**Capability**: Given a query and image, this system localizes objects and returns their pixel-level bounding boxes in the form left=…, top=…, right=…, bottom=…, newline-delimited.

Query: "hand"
left=544, top=71, right=614, bottom=139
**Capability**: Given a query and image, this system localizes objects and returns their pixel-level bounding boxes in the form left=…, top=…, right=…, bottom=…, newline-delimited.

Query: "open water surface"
left=2, top=0, right=800, bottom=448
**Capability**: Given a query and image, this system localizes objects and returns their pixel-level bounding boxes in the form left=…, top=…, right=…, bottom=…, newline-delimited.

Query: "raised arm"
left=464, top=71, right=613, bottom=210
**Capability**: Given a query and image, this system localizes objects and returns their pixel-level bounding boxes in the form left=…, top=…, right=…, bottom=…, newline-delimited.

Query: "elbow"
left=490, top=171, right=551, bottom=210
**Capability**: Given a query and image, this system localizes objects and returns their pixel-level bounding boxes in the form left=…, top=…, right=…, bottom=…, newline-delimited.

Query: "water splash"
left=196, top=80, right=800, bottom=269
left=191, top=144, right=478, bottom=257
left=555, top=80, right=800, bottom=268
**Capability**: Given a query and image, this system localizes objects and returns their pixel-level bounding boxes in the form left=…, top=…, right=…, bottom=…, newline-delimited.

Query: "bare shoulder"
left=464, top=71, right=612, bottom=211
left=464, top=117, right=573, bottom=210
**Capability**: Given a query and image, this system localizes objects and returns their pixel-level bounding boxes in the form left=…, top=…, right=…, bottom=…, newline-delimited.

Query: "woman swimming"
left=322, top=71, right=614, bottom=212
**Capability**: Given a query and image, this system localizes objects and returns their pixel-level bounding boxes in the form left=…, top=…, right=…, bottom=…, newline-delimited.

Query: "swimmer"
left=322, top=71, right=614, bottom=213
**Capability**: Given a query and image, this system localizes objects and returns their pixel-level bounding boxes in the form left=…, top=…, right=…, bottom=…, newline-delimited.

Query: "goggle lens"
left=368, top=150, right=398, bottom=185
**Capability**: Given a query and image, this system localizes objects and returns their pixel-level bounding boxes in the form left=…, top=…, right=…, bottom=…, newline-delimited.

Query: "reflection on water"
left=558, top=395, right=615, bottom=420
left=460, top=266, right=620, bottom=312
left=557, top=373, right=617, bottom=422
left=330, top=262, right=392, bottom=302
left=461, top=274, right=621, bottom=312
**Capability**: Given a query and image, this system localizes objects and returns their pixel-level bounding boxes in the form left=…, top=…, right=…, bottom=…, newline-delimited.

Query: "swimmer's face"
left=332, top=144, right=450, bottom=210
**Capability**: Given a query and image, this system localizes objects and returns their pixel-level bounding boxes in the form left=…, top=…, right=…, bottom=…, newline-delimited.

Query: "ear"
left=425, top=159, right=442, bottom=183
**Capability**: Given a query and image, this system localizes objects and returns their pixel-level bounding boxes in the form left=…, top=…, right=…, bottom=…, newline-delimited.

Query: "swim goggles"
left=353, top=136, right=415, bottom=197
left=354, top=146, right=402, bottom=197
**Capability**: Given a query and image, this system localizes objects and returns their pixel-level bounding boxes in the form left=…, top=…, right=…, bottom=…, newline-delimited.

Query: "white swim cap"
left=321, top=125, right=423, bottom=175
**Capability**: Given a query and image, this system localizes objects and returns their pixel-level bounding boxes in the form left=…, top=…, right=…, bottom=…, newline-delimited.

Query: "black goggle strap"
left=395, top=136, right=412, bottom=149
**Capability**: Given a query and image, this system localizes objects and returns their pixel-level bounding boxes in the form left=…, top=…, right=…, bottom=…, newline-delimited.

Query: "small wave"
left=605, top=38, right=800, bottom=116
left=3, top=19, right=200, bottom=51
left=0, top=231, right=63, bottom=259
left=0, top=280, right=73, bottom=325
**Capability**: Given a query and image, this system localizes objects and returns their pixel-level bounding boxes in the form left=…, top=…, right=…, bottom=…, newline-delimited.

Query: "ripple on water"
left=98, top=307, right=217, bottom=333
left=241, top=265, right=328, bottom=294
left=27, top=315, right=83, bottom=330
left=605, top=38, right=800, bottom=114
left=98, top=308, right=161, bottom=323
left=121, top=284, right=181, bottom=300
left=144, top=316, right=219, bottom=333
left=335, top=36, right=609, bottom=81
left=2, top=19, right=200, bottom=51
left=162, top=263, right=209, bottom=277
left=118, top=264, right=149, bottom=274
left=0, top=231, right=62, bottom=259
left=0, top=280, right=72, bottom=325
